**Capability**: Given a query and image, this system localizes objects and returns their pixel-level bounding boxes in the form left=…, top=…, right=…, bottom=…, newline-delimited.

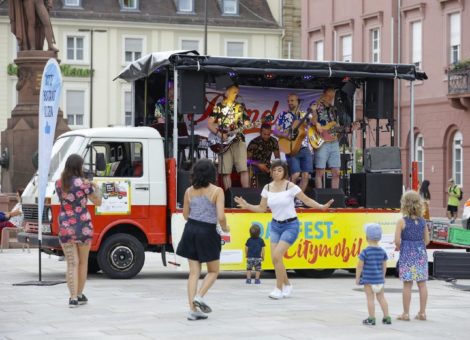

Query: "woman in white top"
left=235, top=160, right=333, bottom=299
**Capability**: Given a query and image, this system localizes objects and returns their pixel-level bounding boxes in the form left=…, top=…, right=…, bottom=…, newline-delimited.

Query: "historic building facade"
left=0, top=0, right=283, bottom=132
left=301, top=0, right=469, bottom=216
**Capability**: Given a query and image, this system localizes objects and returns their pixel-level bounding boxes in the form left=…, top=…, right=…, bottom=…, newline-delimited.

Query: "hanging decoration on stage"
left=207, top=121, right=261, bottom=154
left=278, top=111, right=312, bottom=156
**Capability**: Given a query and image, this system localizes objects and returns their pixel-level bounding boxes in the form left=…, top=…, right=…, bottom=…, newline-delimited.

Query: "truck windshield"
left=48, top=135, right=86, bottom=181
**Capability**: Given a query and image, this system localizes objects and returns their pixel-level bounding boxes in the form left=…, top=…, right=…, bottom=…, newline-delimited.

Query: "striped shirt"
left=359, top=246, right=388, bottom=284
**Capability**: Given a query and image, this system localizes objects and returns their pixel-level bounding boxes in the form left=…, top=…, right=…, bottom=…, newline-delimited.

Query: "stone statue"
left=9, top=0, right=59, bottom=52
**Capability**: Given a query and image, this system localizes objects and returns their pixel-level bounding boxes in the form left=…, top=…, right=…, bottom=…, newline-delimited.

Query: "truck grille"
left=22, top=204, right=50, bottom=223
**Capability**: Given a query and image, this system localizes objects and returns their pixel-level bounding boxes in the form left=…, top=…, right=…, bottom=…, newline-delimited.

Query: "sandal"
left=397, top=313, right=410, bottom=321
left=415, top=312, right=427, bottom=321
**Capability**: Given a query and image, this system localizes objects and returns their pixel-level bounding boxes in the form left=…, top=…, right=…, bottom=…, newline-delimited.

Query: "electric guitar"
left=308, top=121, right=360, bottom=149
left=278, top=111, right=312, bottom=156
left=208, top=122, right=261, bottom=154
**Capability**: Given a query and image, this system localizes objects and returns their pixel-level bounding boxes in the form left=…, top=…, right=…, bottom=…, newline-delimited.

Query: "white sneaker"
left=282, top=284, right=293, bottom=298
left=268, top=288, right=283, bottom=300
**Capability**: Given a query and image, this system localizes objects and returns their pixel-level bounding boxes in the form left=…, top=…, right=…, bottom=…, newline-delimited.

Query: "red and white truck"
left=19, top=51, right=431, bottom=279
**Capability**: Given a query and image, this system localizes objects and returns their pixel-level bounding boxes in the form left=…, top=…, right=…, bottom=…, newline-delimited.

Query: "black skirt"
left=176, top=218, right=221, bottom=263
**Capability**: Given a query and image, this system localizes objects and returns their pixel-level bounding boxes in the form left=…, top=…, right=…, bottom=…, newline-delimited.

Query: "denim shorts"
left=270, top=219, right=300, bottom=245
left=315, top=140, right=341, bottom=169
left=286, top=147, right=313, bottom=174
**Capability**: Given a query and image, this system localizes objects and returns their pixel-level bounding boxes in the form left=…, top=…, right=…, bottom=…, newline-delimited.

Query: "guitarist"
left=273, top=93, right=314, bottom=193
left=309, top=87, right=342, bottom=189
left=208, top=84, right=251, bottom=189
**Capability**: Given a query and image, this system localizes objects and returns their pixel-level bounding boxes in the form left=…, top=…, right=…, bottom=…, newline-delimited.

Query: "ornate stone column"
left=1, top=50, right=69, bottom=192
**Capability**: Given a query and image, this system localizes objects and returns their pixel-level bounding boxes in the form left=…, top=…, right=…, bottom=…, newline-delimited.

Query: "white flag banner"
left=38, top=59, right=62, bottom=242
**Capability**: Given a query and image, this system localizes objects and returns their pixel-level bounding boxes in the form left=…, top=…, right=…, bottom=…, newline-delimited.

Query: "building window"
left=341, top=35, right=352, bottom=62
left=411, top=21, right=422, bottom=70
left=314, top=40, right=324, bottom=61
left=371, top=28, right=380, bottom=63
left=181, top=39, right=199, bottom=51
left=124, top=38, right=143, bottom=63
left=66, top=90, right=85, bottom=127
left=121, top=0, right=138, bottom=10
left=66, top=36, right=84, bottom=61
left=178, top=0, right=193, bottom=12
left=449, top=12, right=460, bottom=64
left=223, top=0, right=238, bottom=15
left=64, top=0, right=81, bottom=7
left=415, top=134, right=424, bottom=184
left=124, top=91, right=133, bottom=126
left=226, top=41, right=245, bottom=57
left=452, top=131, right=463, bottom=186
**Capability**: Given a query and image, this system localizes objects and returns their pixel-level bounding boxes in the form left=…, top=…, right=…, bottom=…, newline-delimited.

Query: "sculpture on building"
left=9, top=0, right=59, bottom=52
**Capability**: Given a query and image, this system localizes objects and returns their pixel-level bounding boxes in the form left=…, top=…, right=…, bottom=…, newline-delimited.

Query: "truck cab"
left=19, top=126, right=169, bottom=279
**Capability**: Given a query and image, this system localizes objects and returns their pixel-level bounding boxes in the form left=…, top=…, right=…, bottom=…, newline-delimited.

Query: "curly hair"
left=270, top=159, right=289, bottom=179
left=191, top=159, right=216, bottom=189
left=61, top=154, right=85, bottom=193
left=400, top=190, right=423, bottom=218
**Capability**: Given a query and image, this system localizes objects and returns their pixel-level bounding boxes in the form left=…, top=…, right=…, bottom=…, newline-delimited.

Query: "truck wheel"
left=97, top=233, right=145, bottom=279
left=295, top=269, right=335, bottom=278
left=88, top=255, right=101, bottom=274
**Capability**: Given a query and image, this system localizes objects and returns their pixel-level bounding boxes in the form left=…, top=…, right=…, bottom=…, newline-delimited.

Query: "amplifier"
left=225, top=187, right=262, bottom=208
left=350, top=173, right=402, bottom=208
left=364, top=147, right=401, bottom=173
left=306, top=188, right=346, bottom=208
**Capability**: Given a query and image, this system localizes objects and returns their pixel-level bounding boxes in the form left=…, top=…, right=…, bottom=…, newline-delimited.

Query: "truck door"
left=84, top=140, right=149, bottom=218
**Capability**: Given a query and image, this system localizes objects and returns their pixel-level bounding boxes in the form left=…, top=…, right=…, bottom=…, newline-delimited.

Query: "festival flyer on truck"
left=95, top=180, right=131, bottom=215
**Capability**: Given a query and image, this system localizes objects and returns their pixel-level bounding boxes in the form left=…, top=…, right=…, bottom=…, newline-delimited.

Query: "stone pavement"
left=1, top=250, right=469, bottom=340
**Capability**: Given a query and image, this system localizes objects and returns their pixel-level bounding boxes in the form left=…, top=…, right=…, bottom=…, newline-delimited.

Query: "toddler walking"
left=356, top=223, right=391, bottom=325
left=245, top=224, right=265, bottom=284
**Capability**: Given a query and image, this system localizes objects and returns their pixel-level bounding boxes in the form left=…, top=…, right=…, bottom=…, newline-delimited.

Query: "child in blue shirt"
left=245, top=224, right=265, bottom=284
left=356, top=223, right=391, bottom=326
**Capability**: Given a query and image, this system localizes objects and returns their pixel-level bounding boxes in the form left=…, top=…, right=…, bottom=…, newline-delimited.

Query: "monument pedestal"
left=1, top=50, right=69, bottom=192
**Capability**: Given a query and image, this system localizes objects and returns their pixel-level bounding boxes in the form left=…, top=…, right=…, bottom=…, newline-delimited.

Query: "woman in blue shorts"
left=235, top=160, right=333, bottom=299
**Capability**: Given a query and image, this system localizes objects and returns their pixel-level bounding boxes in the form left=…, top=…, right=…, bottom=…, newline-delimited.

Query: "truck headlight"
left=46, top=207, right=53, bottom=223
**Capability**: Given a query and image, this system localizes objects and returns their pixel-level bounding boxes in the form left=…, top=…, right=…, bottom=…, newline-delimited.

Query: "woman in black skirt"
left=176, top=159, right=229, bottom=321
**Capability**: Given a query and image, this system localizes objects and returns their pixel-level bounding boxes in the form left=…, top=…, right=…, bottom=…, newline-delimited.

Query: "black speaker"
left=177, top=169, right=192, bottom=205
left=364, top=147, right=401, bottom=172
left=225, top=187, right=262, bottom=208
left=178, top=71, right=205, bottom=114
left=364, top=79, right=394, bottom=119
left=306, top=188, right=346, bottom=208
left=350, top=173, right=402, bottom=208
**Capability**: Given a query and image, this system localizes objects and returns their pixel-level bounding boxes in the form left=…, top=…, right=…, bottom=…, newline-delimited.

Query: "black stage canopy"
left=115, top=50, right=427, bottom=83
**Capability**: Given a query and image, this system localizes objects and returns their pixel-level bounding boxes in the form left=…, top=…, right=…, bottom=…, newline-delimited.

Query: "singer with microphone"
left=273, top=94, right=314, bottom=201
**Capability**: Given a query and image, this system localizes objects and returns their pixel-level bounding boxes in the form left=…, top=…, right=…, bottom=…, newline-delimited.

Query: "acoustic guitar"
left=278, top=111, right=312, bottom=156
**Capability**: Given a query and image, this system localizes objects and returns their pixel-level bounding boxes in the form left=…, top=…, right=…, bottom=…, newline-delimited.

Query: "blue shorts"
left=315, top=141, right=341, bottom=169
left=286, top=147, right=313, bottom=175
left=269, top=219, right=300, bottom=245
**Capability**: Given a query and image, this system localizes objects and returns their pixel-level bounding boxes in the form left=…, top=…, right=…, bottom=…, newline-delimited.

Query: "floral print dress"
left=55, top=177, right=94, bottom=244
left=398, top=217, right=428, bottom=282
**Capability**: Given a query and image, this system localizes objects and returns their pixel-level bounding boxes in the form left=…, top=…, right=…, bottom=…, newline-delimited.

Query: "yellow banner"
left=220, top=211, right=400, bottom=270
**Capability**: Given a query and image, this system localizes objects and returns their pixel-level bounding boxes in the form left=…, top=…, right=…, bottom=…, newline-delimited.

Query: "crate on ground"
left=448, top=227, right=470, bottom=246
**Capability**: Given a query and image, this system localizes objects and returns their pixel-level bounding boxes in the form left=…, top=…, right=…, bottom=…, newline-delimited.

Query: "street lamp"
left=78, top=29, right=107, bottom=128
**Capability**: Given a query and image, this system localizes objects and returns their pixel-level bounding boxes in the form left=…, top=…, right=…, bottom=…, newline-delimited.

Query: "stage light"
left=228, top=71, right=237, bottom=78
left=264, top=72, right=276, bottom=80
left=303, top=74, right=314, bottom=81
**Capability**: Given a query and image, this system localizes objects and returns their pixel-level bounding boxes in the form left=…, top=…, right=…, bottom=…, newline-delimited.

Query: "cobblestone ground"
left=1, top=250, right=469, bottom=340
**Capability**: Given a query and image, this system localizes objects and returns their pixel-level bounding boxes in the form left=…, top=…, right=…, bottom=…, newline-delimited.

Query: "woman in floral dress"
left=56, top=154, right=102, bottom=308
left=394, top=190, right=430, bottom=321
